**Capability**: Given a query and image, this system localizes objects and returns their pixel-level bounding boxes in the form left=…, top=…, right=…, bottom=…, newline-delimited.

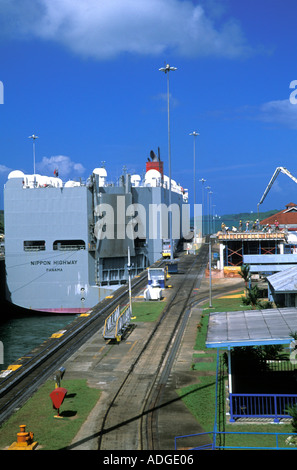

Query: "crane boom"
left=257, top=166, right=297, bottom=217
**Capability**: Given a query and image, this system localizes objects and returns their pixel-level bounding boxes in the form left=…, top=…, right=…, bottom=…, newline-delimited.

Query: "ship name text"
left=31, top=260, right=78, bottom=266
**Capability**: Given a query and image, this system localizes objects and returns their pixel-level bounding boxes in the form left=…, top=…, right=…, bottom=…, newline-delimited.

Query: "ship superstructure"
left=4, top=151, right=189, bottom=313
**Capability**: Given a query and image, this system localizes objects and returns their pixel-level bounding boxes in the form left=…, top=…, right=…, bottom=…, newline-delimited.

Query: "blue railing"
left=229, top=393, right=297, bottom=423
left=174, top=431, right=297, bottom=450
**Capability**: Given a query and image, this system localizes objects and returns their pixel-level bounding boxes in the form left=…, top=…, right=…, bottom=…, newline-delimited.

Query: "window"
left=53, top=240, right=86, bottom=251
left=24, top=240, right=46, bottom=251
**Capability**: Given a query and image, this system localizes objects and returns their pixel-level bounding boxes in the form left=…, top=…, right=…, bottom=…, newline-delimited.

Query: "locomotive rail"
left=0, top=242, right=243, bottom=450
left=0, top=258, right=166, bottom=426
left=96, top=245, right=209, bottom=450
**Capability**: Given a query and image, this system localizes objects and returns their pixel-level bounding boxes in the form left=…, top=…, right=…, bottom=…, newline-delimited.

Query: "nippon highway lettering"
left=31, top=260, right=78, bottom=266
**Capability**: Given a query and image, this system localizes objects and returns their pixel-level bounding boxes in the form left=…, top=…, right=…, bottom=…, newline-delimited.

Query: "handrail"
left=103, top=305, right=120, bottom=337
left=115, top=305, right=131, bottom=340
left=229, top=392, right=297, bottom=423
left=174, top=431, right=297, bottom=450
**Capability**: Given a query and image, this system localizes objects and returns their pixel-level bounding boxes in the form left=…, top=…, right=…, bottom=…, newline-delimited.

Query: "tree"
left=241, top=284, right=261, bottom=309
left=239, top=264, right=250, bottom=294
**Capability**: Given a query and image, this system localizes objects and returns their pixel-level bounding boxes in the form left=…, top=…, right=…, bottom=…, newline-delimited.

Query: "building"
left=267, top=266, right=297, bottom=307
left=261, top=203, right=297, bottom=231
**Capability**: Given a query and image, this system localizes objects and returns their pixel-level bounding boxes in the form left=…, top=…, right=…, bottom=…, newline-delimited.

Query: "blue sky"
left=1, top=0, right=297, bottom=217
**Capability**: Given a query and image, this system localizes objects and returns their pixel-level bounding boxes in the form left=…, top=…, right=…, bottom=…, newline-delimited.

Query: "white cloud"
left=256, top=99, right=297, bottom=129
left=205, top=98, right=297, bottom=130
left=0, top=164, right=11, bottom=173
left=0, top=0, right=251, bottom=60
left=37, top=155, right=85, bottom=178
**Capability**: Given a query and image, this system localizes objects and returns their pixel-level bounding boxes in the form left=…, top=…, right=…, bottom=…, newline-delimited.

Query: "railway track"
left=0, top=258, right=165, bottom=426
left=0, top=242, right=242, bottom=450
left=97, top=245, right=210, bottom=450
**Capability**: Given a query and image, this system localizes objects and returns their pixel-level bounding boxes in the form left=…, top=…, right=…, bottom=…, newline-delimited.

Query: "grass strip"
left=0, top=379, right=100, bottom=450
left=131, top=300, right=167, bottom=322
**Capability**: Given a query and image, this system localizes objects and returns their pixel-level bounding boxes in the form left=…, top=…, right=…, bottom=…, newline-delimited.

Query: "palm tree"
left=239, top=264, right=250, bottom=295
left=246, top=284, right=261, bottom=309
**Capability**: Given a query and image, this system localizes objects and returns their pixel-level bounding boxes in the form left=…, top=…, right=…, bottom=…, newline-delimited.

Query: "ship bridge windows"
left=53, top=240, right=86, bottom=251
left=24, top=240, right=46, bottom=251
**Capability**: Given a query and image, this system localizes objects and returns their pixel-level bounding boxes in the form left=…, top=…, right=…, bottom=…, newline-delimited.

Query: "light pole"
left=28, top=134, right=39, bottom=174
left=200, top=178, right=206, bottom=237
left=209, top=234, right=216, bottom=308
left=127, top=246, right=132, bottom=314
left=189, top=131, right=199, bottom=206
left=189, top=131, right=199, bottom=238
left=159, top=63, right=177, bottom=261
left=208, top=190, right=213, bottom=235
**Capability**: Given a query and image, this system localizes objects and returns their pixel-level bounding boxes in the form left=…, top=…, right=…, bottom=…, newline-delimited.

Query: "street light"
left=28, top=134, right=39, bottom=174
left=159, top=63, right=177, bottom=261
left=189, top=131, right=199, bottom=238
left=189, top=131, right=199, bottom=206
left=209, top=234, right=216, bottom=308
left=208, top=190, right=213, bottom=235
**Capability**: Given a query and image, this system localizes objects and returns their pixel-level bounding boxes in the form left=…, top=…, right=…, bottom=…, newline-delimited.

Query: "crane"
left=257, top=167, right=297, bottom=218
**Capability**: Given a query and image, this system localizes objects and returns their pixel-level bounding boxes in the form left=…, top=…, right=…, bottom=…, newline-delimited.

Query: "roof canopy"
left=261, top=203, right=297, bottom=225
left=206, top=308, right=297, bottom=349
left=267, top=266, right=297, bottom=293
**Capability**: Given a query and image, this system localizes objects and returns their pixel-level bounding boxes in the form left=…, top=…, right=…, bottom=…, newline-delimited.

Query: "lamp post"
left=159, top=63, right=177, bottom=261
left=28, top=134, right=39, bottom=174
left=127, top=246, right=132, bottom=314
left=189, top=131, right=199, bottom=238
left=208, top=190, right=213, bottom=235
left=209, top=234, right=216, bottom=308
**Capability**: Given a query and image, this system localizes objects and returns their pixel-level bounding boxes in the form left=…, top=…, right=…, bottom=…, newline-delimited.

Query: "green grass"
left=177, top=376, right=217, bottom=431
left=0, top=379, right=100, bottom=450
left=0, top=300, right=165, bottom=450
left=203, top=290, right=253, bottom=314
left=177, top=289, right=295, bottom=450
left=131, top=300, right=167, bottom=322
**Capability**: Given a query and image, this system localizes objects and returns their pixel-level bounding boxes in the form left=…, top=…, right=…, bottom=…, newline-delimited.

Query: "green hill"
left=220, top=209, right=280, bottom=223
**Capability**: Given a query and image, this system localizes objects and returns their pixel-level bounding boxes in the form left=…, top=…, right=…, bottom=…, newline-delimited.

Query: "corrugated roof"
left=267, top=266, right=297, bottom=292
left=261, top=203, right=297, bottom=226
left=206, top=307, right=297, bottom=348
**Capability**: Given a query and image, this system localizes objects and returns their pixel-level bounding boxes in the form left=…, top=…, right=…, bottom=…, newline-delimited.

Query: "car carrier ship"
left=4, top=150, right=189, bottom=313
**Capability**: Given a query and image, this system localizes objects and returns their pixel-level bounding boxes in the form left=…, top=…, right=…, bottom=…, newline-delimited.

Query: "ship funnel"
left=150, top=150, right=158, bottom=162
left=146, top=150, right=163, bottom=177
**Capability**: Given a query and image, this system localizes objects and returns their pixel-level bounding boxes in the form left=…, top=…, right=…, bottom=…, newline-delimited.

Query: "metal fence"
left=229, top=393, right=297, bottom=423
left=174, top=431, right=297, bottom=450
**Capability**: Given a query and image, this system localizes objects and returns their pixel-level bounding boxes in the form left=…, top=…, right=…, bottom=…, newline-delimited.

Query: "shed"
left=206, top=307, right=297, bottom=422
left=267, top=266, right=297, bottom=307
